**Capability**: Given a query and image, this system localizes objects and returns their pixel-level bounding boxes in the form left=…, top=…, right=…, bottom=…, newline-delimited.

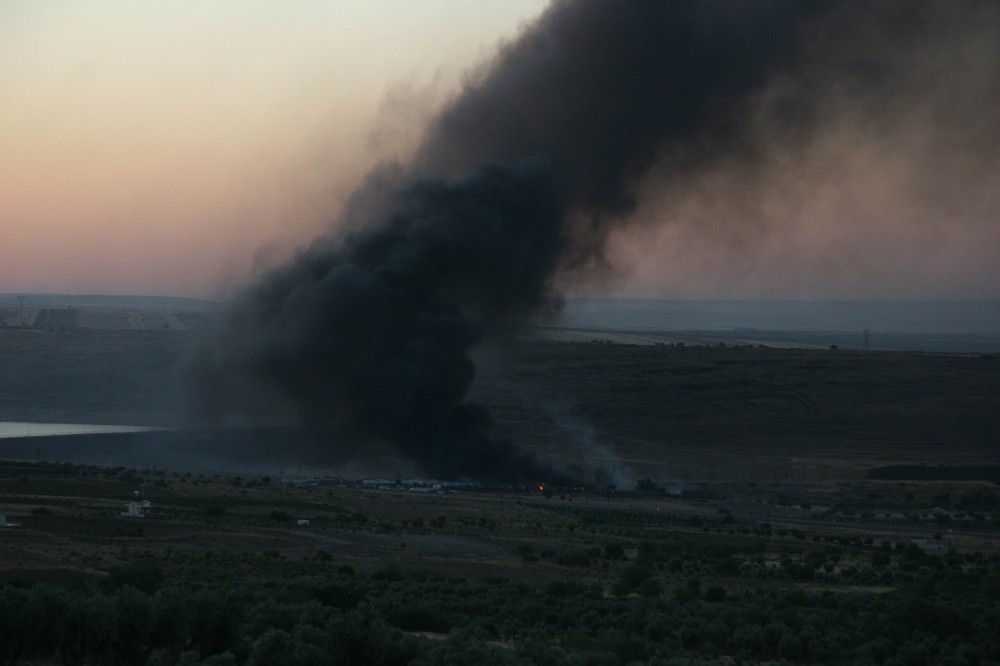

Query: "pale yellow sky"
left=0, top=1, right=547, bottom=297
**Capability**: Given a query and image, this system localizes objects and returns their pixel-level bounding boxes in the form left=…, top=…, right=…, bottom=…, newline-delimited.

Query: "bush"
left=545, top=580, right=589, bottom=598
left=110, top=586, right=153, bottom=665
left=778, top=634, right=804, bottom=660
left=734, top=624, right=765, bottom=656
left=386, top=603, right=452, bottom=633
left=556, top=549, right=592, bottom=567
left=104, top=560, right=164, bottom=594
left=203, top=651, right=237, bottom=666
left=872, top=551, right=892, bottom=568
left=638, top=577, right=664, bottom=597
left=247, top=628, right=292, bottom=666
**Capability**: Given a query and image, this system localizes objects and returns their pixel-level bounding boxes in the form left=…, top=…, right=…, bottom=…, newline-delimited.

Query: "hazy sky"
left=3, top=1, right=999, bottom=300
left=1, top=0, right=545, bottom=298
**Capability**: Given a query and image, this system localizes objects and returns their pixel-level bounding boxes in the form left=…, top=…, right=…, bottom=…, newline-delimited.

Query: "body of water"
left=0, top=422, right=156, bottom=439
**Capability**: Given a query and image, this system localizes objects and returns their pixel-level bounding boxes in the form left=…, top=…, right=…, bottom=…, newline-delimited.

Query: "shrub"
left=247, top=628, right=291, bottom=666
left=872, top=551, right=892, bottom=568
left=734, top=624, right=765, bottom=656
left=556, top=549, right=592, bottom=567
left=104, top=559, right=164, bottom=594
left=778, top=634, right=804, bottom=661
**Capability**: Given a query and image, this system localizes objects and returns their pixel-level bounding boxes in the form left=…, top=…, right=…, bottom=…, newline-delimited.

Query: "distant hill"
left=4, top=295, right=1000, bottom=351
left=0, top=294, right=223, bottom=331
left=560, top=298, right=1000, bottom=335
left=0, top=293, right=222, bottom=312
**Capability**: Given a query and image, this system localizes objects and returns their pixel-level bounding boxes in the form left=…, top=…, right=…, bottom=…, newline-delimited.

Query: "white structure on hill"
left=122, top=499, right=152, bottom=518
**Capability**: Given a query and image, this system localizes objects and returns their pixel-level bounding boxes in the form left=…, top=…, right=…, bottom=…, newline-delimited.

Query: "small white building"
left=296, top=519, right=311, bottom=527
left=122, top=499, right=152, bottom=518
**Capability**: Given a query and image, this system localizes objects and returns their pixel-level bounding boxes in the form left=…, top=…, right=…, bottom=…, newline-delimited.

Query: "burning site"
left=2, top=2, right=1000, bottom=664
left=182, top=0, right=1000, bottom=482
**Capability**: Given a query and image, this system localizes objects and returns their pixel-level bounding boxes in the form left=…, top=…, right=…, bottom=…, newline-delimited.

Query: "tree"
left=105, top=559, right=164, bottom=594
left=60, top=594, right=114, bottom=666
left=636, top=477, right=657, bottom=493
left=247, top=629, right=292, bottom=666
left=0, top=586, right=49, bottom=665
left=329, top=605, right=390, bottom=665
left=189, top=590, right=242, bottom=660
left=111, top=586, right=153, bottom=666
left=149, top=587, right=191, bottom=658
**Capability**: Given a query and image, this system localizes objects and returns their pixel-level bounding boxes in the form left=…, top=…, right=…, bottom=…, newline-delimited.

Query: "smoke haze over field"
left=615, top=1, right=1000, bottom=300
left=191, top=0, right=1000, bottom=479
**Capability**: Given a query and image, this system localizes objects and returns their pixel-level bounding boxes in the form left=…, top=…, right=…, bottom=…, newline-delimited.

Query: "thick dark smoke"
left=189, top=0, right=998, bottom=480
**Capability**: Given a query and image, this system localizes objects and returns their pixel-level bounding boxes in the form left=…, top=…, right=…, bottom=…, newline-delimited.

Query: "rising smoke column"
left=191, top=0, right=971, bottom=480
left=192, top=163, right=569, bottom=480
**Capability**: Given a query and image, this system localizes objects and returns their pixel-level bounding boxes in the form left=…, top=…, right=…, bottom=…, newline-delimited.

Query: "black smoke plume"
left=189, top=0, right=996, bottom=480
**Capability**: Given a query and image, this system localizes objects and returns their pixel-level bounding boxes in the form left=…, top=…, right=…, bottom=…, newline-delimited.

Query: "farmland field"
left=1, top=303, right=999, bottom=664
left=1, top=458, right=999, bottom=664
left=1, top=314, right=998, bottom=480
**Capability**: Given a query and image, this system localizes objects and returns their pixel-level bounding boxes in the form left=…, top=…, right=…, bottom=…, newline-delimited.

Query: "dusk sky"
left=3, top=1, right=999, bottom=301
left=1, top=1, right=546, bottom=298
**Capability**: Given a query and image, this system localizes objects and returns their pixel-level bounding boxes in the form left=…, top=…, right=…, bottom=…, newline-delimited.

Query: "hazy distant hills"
left=2, top=294, right=1000, bottom=351
left=0, top=293, right=220, bottom=311
left=0, top=294, right=222, bottom=332
left=552, top=299, right=1000, bottom=353
left=560, top=298, right=1000, bottom=335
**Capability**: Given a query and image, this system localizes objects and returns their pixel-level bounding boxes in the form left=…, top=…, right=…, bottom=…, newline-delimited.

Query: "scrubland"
left=1, top=322, right=999, bottom=664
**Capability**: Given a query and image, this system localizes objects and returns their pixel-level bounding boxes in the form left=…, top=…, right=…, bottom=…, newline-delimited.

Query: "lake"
left=0, top=422, right=156, bottom=439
